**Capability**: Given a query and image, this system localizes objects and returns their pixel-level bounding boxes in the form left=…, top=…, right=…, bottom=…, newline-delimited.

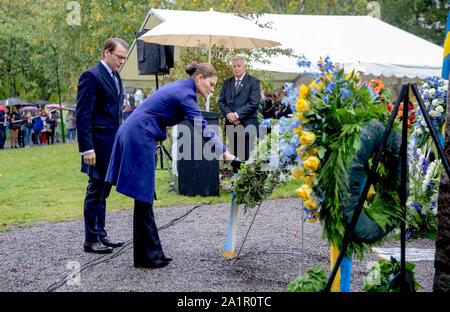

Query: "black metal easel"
left=154, top=74, right=175, bottom=192
left=324, top=83, right=450, bottom=292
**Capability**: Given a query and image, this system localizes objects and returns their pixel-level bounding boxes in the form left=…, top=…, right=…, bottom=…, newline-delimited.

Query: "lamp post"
left=53, top=46, right=66, bottom=143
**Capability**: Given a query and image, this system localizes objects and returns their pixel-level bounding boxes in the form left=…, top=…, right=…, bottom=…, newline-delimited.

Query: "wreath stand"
left=325, top=83, right=450, bottom=292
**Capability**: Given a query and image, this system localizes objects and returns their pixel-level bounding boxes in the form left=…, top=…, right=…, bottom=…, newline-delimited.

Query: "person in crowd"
left=32, top=109, right=44, bottom=145
left=45, top=112, right=56, bottom=144
left=260, top=90, right=276, bottom=120
left=22, top=109, right=33, bottom=147
left=76, top=38, right=128, bottom=254
left=274, top=88, right=292, bottom=119
left=218, top=55, right=261, bottom=162
left=65, top=110, right=77, bottom=143
left=106, top=62, right=241, bottom=269
left=0, top=108, right=6, bottom=149
left=54, top=110, right=60, bottom=143
left=8, top=106, right=20, bottom=149
left=40, top=111, right=48, bottom=145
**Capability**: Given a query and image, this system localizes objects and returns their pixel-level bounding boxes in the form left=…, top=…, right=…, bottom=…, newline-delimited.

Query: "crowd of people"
left=259, top=88, right=292, bottom=120
left=0, top=107, right=77, bottom=149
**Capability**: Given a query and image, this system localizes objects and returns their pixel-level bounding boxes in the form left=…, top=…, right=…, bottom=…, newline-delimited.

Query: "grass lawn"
left=0, top=144, right=297, bottom=231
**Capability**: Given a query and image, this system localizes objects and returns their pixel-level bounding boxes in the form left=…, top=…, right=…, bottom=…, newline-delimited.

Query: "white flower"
left=436, top=105, right=444, bottom=113
left=429, top=88, right=436, bottom=95
left=431, top=98, right=441, bottom=107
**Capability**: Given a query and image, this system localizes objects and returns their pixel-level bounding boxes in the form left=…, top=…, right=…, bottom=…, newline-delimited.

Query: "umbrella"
left=32, top=100, right=50, bottom=105
left=47, top=103, right=67, bottom=110
left=138, top=8, right=281, bottom=63
left=5, top=97, right=28, bottom=106
left=20, top=106, right=39, bottom=112
left=138, top=9, right=280, bottom=110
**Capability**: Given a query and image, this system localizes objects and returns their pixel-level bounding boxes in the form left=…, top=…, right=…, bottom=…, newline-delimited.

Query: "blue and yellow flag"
left=442, top=11, right=450, bottom=79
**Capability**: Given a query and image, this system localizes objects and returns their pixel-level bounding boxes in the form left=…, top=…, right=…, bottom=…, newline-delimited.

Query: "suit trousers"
left=133, top=199, right=165, bottom=266
left=226, top=125, right=259, bottom=162
left=84, top=177, right=111, bottom=243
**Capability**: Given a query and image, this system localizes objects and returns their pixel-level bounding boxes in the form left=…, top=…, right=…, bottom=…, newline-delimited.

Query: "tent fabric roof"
left=252, top=13, right=443, bottom=79
left=120, top=8, right=443, bottom=87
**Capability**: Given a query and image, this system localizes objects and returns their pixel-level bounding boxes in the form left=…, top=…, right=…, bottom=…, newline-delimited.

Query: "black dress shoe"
left=134, top=260, right=170, bottom=269
left=161, top=257, right=173, bottom=262
left=100, top=237, right=124, bottom=248
left=84, top=242, right=113, bottom=254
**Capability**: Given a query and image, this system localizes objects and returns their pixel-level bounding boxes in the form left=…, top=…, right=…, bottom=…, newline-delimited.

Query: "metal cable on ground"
left=46, top=201, right=211, bottom=292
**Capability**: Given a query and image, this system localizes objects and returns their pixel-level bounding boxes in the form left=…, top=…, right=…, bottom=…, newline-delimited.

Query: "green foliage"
left=231, top=133, right=283, bottom=213
left=285, top=266, right=327, bottom=292
left=363, top=257, right=421, bottom=292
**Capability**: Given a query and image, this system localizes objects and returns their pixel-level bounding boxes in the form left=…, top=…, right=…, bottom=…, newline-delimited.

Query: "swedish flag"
left=442, top=11, right=450, bottom=79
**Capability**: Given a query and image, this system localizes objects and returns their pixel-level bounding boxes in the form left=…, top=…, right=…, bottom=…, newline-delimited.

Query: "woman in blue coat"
left=106, top=62, right=240, bottom=268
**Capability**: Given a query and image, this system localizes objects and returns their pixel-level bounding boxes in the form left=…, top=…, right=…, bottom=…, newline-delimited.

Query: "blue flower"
left=323, top=96, right=330, bottom=104
left=411, top=202, right=421, bottom=212
left=297, top=55, right=311, bottom=68
left=261, top=119, right=272, bottom=127
left=340, top=88, right=351, bottom=99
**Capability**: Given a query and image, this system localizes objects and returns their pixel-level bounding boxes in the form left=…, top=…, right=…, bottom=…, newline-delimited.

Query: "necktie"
left=234, top=79, right=241, bottom=91
left=111, top=72, right=120, bottom=94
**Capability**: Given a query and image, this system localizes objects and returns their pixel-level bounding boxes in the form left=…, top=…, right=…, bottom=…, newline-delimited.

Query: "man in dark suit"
left=218, top=56, right=261, bottom=161
left=76, top=38, right=128, bottom=254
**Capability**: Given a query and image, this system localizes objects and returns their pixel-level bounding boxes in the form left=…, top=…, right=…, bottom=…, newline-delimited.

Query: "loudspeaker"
left=136, top=29, right=174, bottom=75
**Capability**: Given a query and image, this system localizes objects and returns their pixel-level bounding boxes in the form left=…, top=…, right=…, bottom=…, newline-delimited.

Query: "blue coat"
left=106, top=78, right=226, bottom=204
left=76, top=61, right=123, bottom=180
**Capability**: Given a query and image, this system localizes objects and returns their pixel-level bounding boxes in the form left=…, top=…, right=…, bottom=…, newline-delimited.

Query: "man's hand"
left=226, top=112, right=239, bottom=124
left=83, top=151, right=96, bottom=166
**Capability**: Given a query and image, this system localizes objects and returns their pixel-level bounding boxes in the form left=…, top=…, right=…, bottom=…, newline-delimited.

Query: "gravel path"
left=0, top=198, right=435, bottom=292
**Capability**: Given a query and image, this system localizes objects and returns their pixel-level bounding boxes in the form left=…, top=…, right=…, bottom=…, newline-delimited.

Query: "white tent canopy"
left=120, top=9, right=443, bottom=88
left=252, top=14, right=443, bottom=81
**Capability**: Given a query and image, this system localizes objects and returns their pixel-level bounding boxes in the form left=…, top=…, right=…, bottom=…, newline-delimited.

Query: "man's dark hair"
left=102, top=38, right=129, bottom=57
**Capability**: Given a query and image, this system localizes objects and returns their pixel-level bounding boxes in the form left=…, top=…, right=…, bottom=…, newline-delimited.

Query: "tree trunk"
left=433, top=82, right=450, bottom=292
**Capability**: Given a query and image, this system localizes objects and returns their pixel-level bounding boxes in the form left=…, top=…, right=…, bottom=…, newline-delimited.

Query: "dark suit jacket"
left=76, top=61, right=123, bottom=180
left=218, top=74, right=261, bottom=127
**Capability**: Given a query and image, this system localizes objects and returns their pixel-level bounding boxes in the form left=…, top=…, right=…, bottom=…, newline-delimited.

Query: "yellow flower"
left=299, top=84, right=309, bottom=99
left=292, top=167, right=305, bottom=180
left=366, top=184, right=376, bottom=201
left=297, top=112, right=308, bottom=123
left=304, top=156, right=320, bottom=171
left=309, top=80, right=317, bottom=90
left=300, top=131, right=316, bottom=146
left=293, top=125, right=303, bottom=135
left=297, top=145, right=307, bottom=157
left=296, top=184, right=313, bottom=201
left=305, top=198, right=317, bottom=210
left=317, top=81, right=325, bottom=91
left=296, top=98, right=310, bottom=112
left=308, top=212, right=320, bottom=224
left=304, top=175, right=315, bottom=186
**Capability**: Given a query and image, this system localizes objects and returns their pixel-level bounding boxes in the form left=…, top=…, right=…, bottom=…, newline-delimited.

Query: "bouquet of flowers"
left=406, top=146, right=440, bottom=239
left=413, top=76, right=448, bottom=148
left=363, top=257, right=420, bottom=292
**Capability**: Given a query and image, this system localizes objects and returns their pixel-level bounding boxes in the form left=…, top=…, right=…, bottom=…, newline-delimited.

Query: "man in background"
left=218, top=56, right=261, bottom=162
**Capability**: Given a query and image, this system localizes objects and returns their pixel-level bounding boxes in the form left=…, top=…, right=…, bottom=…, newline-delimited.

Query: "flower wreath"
left=292, top=57, right=404, bottom=255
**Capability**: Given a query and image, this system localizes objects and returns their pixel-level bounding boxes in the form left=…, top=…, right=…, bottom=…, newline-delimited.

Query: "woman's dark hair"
left=102, top=38, right=129, bottom=57
left=185, top=62, right=217, bottom=78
